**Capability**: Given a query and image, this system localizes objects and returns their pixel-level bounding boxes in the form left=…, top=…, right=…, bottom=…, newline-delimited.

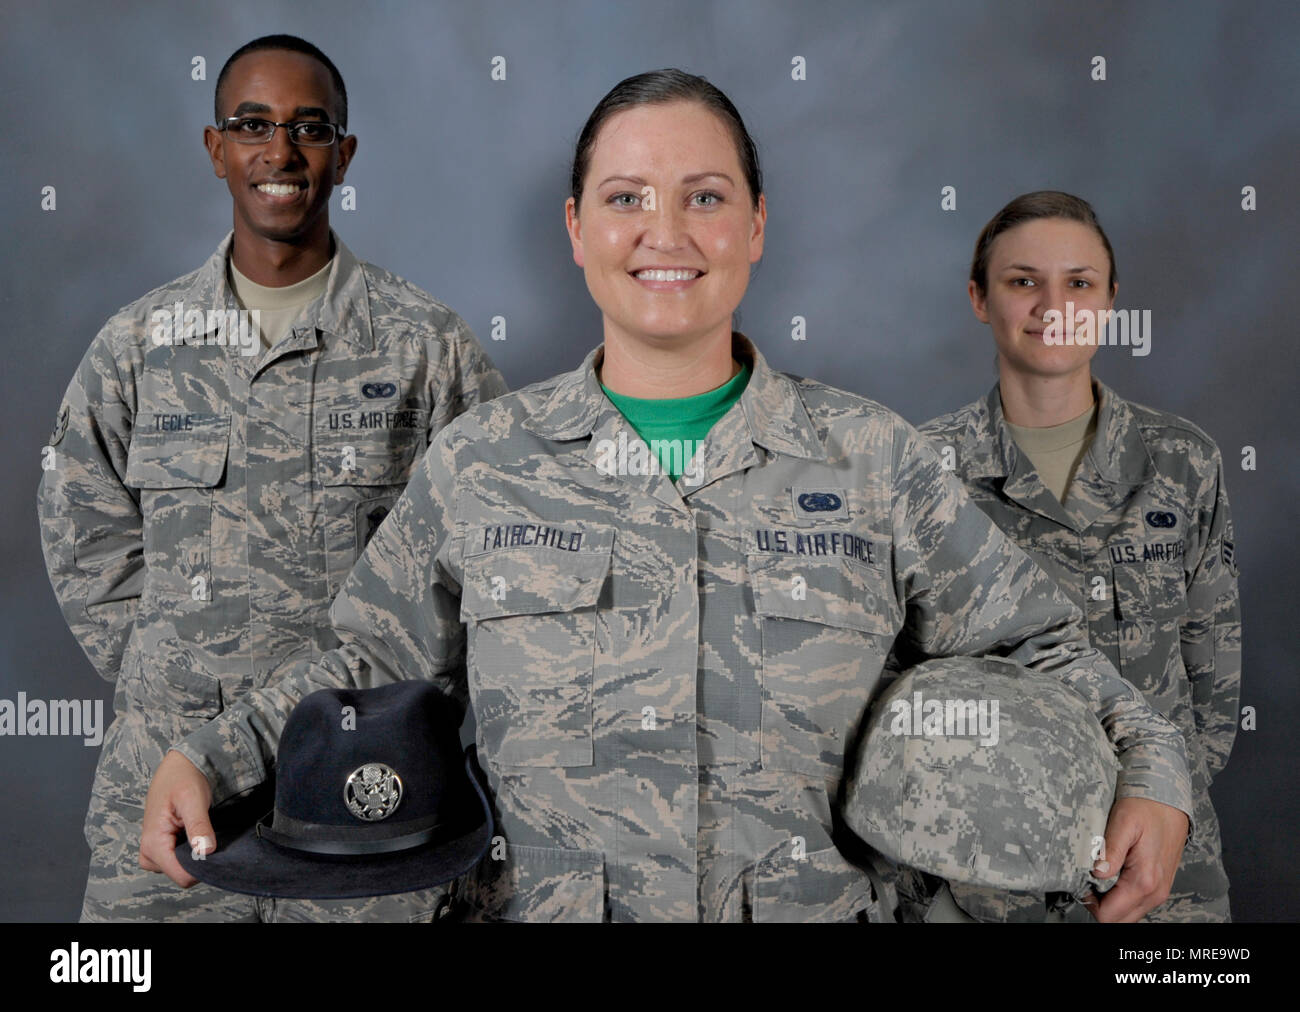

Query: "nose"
left=260, top=124, right=301, bottom=168
left=641, top=198, right=688, bottom=251
left=1031, top=279, right=1074, bottom=324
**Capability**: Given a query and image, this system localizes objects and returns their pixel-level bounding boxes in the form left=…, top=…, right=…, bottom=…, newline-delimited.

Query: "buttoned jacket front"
left=39, top=233, right=506, bottom=815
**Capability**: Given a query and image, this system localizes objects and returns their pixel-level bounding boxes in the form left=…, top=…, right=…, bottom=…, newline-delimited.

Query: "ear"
left=565, top=197, right=584, bottom=268
left=334, top=133, right=358, bottom=184
left=203, top=125, right=227, bottom=180
left=968, top=279, right=990, bottom=324
left=748, top=192, right=767, bottom=263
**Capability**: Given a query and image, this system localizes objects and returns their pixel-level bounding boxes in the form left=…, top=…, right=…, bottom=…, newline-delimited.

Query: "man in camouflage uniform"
left=37, top=35, right=506, bottom=921
left=915, top=378, right=1239, bottom=921
left=146, top=334, right=1194, bottom=922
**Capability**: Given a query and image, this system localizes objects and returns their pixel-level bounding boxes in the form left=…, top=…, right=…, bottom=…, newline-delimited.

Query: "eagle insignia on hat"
left=344, top=763, right=403, bottom=821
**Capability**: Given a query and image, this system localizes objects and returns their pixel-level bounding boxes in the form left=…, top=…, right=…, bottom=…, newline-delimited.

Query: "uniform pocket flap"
left=314, top=424, right=426, bottom=486
left=471, top=843, right=606, bottom=922
left=748, top=551, right=896, bottom=636
left=753, top=845, right=877, bottom=923
left=125, top=655, right=223, bottom=719
left=1112, top=562, right=1186, bottom=621
left=125, top=414, right=230, bottom=489
left=461, top=523, right=614, bottom=622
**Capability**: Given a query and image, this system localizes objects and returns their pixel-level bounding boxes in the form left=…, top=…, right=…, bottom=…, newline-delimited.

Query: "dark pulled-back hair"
left=970, top=190, right=1117, bottom=295
left=570, top=68, right=763, bottom=212
left=215, top=34, right=348, bottom=132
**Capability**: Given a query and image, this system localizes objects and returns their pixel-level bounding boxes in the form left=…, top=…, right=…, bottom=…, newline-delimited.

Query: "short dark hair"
left=570, top=69, right=763, bottom=212
left=970, top=190, right=1117, bottom=295
left=214, top=35, right=348, bottom=133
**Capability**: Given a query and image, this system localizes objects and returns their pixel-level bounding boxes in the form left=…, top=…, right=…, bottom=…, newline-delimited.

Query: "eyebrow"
left=596, top=172, right=736, bottom=188
left=1001, top=263, right=1099, bottom=274
left=228, top=102, right=331, bottom=120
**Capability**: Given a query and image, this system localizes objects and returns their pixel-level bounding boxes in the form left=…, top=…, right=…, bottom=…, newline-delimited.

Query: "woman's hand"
left=1082, top=796, right=1189, bottom=922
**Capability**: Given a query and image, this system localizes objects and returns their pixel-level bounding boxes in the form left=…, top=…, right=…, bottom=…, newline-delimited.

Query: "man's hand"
left=139, top=750, right=216, bottom=887
left=1081, top=796, right=1189, bottom=922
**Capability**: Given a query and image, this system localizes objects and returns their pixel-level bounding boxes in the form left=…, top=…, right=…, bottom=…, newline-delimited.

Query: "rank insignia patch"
left=49, top=405, right=68, bottom=446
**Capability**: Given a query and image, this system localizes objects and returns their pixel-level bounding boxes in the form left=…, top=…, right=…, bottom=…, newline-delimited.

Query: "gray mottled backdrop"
left=2, top=0, right=1296, bottom=920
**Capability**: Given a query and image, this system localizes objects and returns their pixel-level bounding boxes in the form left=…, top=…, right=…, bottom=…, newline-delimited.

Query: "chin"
left=249, top=220, right=314, bottom=244
left=1022, top=360, right=1093, bottom=380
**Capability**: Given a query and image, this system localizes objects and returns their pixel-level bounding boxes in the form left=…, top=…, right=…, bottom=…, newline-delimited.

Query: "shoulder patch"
left=48, top=405, right=69, bottom=446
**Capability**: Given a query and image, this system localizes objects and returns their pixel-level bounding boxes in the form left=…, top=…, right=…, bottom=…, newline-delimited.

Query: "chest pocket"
left=460, top=523, right=615, bottom=768
left=749, top=543, right=900, bottom=777
left=314, top=407, right=428, bottom=596
left=125, top=412, right=230, bottom=609
left=1111, top=560, right=1188, bottom=700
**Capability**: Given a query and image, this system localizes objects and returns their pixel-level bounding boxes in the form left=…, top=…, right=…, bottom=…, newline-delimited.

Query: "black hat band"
left=256, top=810, right=450, bottom=857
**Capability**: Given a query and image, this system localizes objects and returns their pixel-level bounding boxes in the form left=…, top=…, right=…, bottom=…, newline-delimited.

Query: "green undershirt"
left=601, top=362, right=752, bottom=480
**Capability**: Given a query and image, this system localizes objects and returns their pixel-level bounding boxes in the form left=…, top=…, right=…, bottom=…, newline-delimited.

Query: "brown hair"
left=570, top=69, right=763, bottom=213
left=970, top=191, right=1117, bottom=295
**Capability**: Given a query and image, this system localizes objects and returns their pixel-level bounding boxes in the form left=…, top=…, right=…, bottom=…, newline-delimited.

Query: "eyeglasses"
left=217, top=116, right=341, bottom=146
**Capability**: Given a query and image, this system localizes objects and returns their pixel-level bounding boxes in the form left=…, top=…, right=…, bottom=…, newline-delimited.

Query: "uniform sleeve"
left=888, top=420, right=1195, bottom=825
left=36, top=325, right=143, bottom=683
left=1179, top=443, right=1241, bottom=780
left=429, top=314, right=508, bottom=439
left=173, top=425, right=468, bottom=804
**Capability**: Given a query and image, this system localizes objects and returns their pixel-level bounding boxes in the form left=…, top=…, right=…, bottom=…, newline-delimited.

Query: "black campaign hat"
left=177, top=681, right=493, bottom=899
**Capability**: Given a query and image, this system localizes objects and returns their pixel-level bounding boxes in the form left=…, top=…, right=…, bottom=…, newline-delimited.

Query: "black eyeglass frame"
left=216, top=116, right=344, bottom=147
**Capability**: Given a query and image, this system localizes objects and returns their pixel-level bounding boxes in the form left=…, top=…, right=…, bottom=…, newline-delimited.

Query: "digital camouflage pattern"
left=175, top=335, right=1193, bottom=922
left=845, top=656, right=1119, bottom=897
left=913, top=380, right=1240, bottom=922
left=37, top=233, right=506, bottom=921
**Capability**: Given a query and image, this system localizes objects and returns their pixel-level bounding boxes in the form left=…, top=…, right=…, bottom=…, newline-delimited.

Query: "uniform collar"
left=1085, top=377, right=1156, bottom=485
left=523, top=332, right=826, bottom=462
left=522, top=333, right=824, bottom=509
left=184, top=231, right=376, bottom=353
left=957, top=387, right=1013, bottom=482
left=961, top=378, right=1153, bottom=483
left=960, top=377, right=1155, bottom=530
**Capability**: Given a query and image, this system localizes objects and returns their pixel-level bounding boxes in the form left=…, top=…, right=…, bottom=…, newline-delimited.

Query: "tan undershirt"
left=1004, top=401, right=1099, bottom=503
left=228, top=257, right=333, bottom=349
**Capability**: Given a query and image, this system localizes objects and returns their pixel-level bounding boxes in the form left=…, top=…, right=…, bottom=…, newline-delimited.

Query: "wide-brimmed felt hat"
left=177, top=681, right=493, bottom=899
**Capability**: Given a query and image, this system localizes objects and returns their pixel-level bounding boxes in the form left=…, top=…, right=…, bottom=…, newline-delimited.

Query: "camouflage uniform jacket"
left=918, top=380, right=1240, bottom=903
left=37, top=232, right=507, bottom=818
left=174, top=335, right=1194, bottom=922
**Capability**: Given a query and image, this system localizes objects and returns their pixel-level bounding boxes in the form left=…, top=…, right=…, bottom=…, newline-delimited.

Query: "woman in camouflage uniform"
left=915, top=191, right=1240, bottom=922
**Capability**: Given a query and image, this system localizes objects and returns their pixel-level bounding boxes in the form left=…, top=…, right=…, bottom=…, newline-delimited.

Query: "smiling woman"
left=148, top=72, right=1199, bottom=923
left=564, top=71, right=765, bottom=399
